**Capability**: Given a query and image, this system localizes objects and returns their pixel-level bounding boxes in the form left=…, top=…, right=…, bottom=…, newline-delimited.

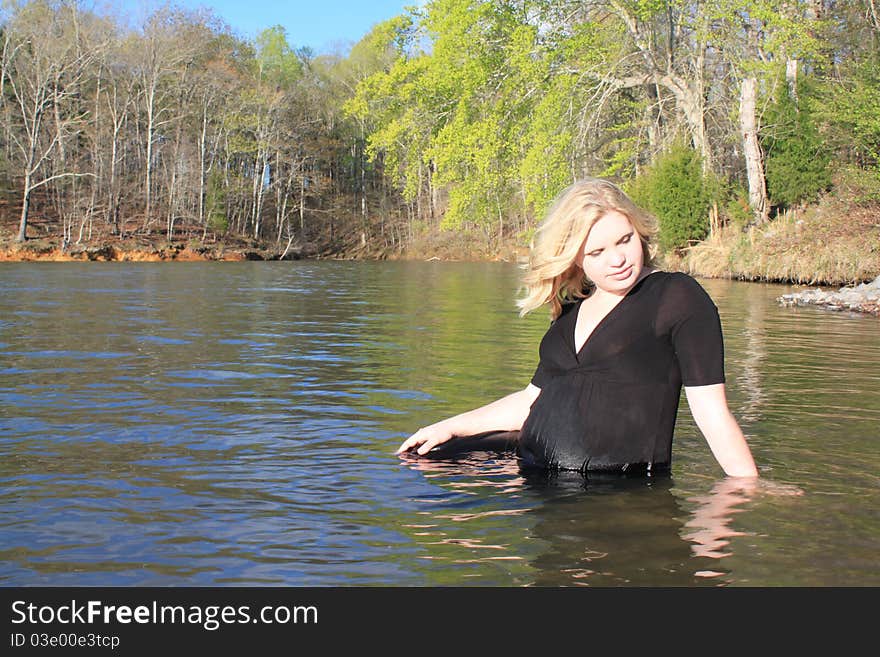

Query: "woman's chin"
left=600, top=264, right=651, bottom=295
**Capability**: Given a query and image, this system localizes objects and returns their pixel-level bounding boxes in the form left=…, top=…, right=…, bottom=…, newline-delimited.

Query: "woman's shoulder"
left=650, top=270, right=709, bottom=291
left=652, top=271, right=718, bottom=309
left=647, top=270, right=695, bottom=284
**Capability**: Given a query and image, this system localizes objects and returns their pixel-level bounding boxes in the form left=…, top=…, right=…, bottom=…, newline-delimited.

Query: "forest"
left=1, top=0, right=878, bottom=274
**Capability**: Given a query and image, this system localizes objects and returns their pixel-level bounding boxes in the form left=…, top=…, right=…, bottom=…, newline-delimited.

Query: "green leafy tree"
left=255, top=25, right=302, bottom=87
left=423, top=0, right=540, bottom=230
left=343, top=14, right=435, bottom=213
left=820, top=54, right=880, bottom=175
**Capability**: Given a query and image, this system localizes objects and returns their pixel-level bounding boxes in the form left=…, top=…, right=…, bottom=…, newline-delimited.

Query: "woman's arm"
left=682, top=477, right=756, bottom=558
left=684, top=383, right=759, bottom=478
left=396, top=384, right=541, bottom=456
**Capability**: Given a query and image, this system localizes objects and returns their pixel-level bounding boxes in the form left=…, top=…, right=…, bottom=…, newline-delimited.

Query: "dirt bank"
left=0, top=234, right=327, bottom=263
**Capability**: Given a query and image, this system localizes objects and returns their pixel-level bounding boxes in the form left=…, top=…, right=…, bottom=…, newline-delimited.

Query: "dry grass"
left=681, top=197, right=880, bottom=286
left=394, top=227, right=527, bottom=263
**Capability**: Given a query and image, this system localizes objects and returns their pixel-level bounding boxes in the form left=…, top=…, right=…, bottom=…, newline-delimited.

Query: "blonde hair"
left=517, top=178, right=658, bottom=319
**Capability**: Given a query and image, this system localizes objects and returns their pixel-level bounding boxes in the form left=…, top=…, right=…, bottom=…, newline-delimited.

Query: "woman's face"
left=576, top=210, right=644, bottom=296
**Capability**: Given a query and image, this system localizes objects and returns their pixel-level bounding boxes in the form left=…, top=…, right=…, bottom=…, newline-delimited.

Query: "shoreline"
left=4, top=240, right=879, bottom=319
left=2, top=235, right=877, bottom=281
left=3, top=216, right=879, bottom=319
left=0, top=237, right=300, bottom=263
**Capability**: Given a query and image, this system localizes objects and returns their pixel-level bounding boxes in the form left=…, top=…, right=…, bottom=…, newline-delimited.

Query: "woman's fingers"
left=395, top=434, right=423, bottom=454
left=414, top=432, right=455, bottom=455
left=415, top=438, right=439, bottom=455
left=396, top=428, right=452, bottom=455
left=396, top=428, right=432, bottom=454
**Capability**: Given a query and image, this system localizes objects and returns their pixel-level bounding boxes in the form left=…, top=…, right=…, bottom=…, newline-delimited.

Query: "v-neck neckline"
left=569, top=270, right=658, bottom=362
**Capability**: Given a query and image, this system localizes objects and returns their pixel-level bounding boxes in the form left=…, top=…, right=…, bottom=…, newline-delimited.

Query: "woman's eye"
left=619, top=234, right=631, bottom=244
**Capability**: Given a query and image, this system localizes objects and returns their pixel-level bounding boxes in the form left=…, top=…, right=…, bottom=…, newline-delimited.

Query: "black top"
left=519, top=271, right=725, bottom=473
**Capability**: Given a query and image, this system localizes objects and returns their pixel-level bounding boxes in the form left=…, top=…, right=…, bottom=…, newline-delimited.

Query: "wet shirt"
left=519, top=271, right=725, bottom=473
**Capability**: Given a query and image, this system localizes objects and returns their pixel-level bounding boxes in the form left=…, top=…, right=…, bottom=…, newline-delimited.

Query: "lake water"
left=1, top=262, right=877, bottom=586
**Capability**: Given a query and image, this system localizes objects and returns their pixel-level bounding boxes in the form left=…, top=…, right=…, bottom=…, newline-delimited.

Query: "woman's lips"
left=609, top=265, right=633, bottom=281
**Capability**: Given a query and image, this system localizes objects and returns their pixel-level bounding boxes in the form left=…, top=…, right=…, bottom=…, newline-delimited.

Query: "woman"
left=396, top=178, right=758, bottom=478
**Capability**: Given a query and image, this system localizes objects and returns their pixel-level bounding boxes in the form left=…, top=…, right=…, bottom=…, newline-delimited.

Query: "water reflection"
left=733, top=284, right=769, bottom=426
left=519, top=474, right=702, bottom=586
left=682, top=478, right=754, bottom=566
left=398, top=452, right=771, bottom=585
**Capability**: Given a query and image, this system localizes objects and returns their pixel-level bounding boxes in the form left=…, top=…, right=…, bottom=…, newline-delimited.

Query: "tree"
left=762, top=77, right=830, bottom=208
left=709, top=1, right=829, bottom=222
left=740, top=77, right=769, bottom=222
left=190, top=31, right=247, bottom=235
left=130, top=6, right=203, bottom=232
left=1, top=0, right=95, bottom=241
left=629, top=141, right=714, bottom=252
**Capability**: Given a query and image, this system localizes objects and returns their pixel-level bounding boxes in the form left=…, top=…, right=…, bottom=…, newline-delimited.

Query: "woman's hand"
left=396, top=422, right=456, bottom=456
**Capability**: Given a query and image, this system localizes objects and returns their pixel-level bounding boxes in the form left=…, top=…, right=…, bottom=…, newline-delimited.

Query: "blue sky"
left=112, top=1, right=415, bottom=54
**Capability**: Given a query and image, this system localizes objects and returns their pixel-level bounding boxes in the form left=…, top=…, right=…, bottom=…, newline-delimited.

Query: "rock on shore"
left=778, top=275, right=880, bottom=316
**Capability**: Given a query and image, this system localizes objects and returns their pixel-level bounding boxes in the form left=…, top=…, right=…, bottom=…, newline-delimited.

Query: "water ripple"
left=0, top=263, right=877, bottom=585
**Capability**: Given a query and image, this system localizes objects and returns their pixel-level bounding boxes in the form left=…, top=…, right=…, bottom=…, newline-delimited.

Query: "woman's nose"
left=608, top=248, right=626, bottom=266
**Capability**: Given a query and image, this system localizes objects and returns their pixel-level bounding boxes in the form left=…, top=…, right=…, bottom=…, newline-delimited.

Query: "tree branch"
left=28, top=171, right=97, bottom=192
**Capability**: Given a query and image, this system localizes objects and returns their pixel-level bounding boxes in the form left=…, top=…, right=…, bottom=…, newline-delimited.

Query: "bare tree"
left=867, top=0, right=880, bottom=31
left=2, top=1, right=95, bottom=242
left=98, top=50, right=137, bottom=235
left=605, top=0, right=715, bottom=171
left=131, top=7, right=200, bottom=233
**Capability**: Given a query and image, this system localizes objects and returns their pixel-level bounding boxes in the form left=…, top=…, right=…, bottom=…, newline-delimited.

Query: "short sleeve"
left=528, top=300, right=578, bottom=389
left=669, top=276, right=725, bottom=386
left=530, top=360, right=550, bottom=388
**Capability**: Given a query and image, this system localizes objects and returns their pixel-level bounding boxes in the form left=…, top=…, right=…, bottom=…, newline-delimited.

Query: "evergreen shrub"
left=762, top=81, right=831, bottom=208
left=206, top=170, right=229, bottom=234
left=628, top=142, right=714, bottom=252
left=723, top=189, right=753, bottom=229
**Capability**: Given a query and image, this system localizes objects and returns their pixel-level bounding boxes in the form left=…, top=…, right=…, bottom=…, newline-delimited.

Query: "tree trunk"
left=867, top=0, right=880, bottom=32
left=253, top=155, right=265, bottom=239
left=644, top=82, right=662, bottom=157
left=299, top=161, right=305, bottom=233
left=144, top=92, right=154, bottom=231
left=199, top=101, right=208, bottom=227
left=664, top=73, right=712, bottom=173
left=17, top=176, right=30, bottom=242
left=275, top=151, right=283, bottom=244
left=786, top=59, right=798, bottom=105
left=109, top=122, right=120, bottom=234
left=740, top=77, right=769, bottom=224
left=359, top=123, right=367, bottom=225
left=416, top=161, right=422, bottom=221
left=430, top=161, right=440, bottom=221
left=167, top=164, right=176, bottom=240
